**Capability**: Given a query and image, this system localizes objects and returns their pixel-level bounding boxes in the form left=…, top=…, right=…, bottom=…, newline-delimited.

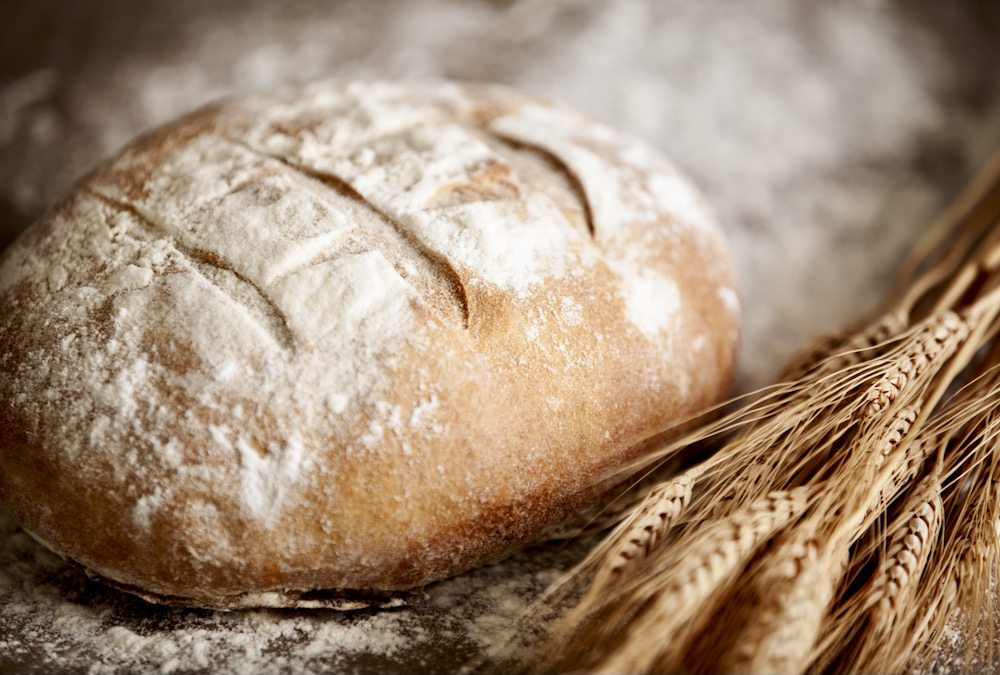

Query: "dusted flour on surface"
left=0, top=506, right=574, bottom=674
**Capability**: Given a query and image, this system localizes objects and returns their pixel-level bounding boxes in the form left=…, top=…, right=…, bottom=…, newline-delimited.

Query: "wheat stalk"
left=506, top=149, right=1000, bottom=675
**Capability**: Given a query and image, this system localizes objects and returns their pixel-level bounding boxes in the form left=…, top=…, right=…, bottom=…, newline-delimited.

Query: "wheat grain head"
left=575, top=487, right=813, bottom=675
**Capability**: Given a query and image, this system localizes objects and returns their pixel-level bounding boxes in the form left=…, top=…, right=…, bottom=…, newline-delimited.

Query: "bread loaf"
left=0, top=80, right=739, bottom=609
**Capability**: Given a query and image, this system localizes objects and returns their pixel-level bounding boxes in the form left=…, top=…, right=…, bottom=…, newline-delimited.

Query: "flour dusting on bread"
left=0, top=80, right=739, bottom=608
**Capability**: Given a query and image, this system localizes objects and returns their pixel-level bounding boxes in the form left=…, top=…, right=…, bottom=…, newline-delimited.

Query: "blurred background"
left=1, top=1, right=1000, bottom=672
left=2, top=0, right=999, bottom=390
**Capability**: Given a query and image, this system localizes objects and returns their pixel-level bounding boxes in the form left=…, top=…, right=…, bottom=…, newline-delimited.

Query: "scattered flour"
left=0, top=505, right=575, bottom=674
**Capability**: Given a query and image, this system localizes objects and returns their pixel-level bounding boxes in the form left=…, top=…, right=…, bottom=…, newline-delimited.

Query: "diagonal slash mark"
left=226, top=137, right=472, bottom=330
left=84, top=188, right=297, bottom=352
left=487, top=131, right=597, bottom=240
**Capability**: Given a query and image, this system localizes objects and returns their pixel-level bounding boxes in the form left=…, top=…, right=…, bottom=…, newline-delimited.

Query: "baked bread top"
left=0, top=80, right=739, bottom=608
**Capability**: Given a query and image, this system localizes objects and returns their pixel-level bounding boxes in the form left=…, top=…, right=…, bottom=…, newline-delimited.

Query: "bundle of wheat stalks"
left=519, top=151, right=1000, bottom=675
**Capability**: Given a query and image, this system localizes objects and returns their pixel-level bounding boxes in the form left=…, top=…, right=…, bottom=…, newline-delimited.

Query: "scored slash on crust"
left=487, top=131, right=597, bottom=241
left=83, top=129, right=485, bottom=351
left=81, top=105, right=631, bottom=351
left=83, top=188, right=298, bottom=352
left=226, top=137, right=472, bottom=330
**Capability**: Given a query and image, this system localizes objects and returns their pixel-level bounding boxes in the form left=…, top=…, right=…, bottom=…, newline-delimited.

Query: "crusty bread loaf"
left=0, top=80, right=739, bottom=609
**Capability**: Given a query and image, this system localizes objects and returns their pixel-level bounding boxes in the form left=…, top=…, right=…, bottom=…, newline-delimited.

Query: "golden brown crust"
left=0, top=79, right=739, bottom=608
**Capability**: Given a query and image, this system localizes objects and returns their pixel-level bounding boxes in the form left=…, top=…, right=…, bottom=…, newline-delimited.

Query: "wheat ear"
left=699, top=310, right=964, bottom=516
left=710, top=427, right=897, bottom=675
left=899, top=500, right=994, bottom=673
left=862, top=311, right=969, bottom=418
left=595, top=468, right=699, bottom=579
left=782, top=311, right=909, bottom=381
left=845, top=405, right=931, bottom=540
left=576, top=488, right=812, bottom=675
left=835, top=373, right=1000, bottom=673
left=534, top=467, right=701, bottom=651
left=871, top=476, right=944, bottom=624
left=906, top=422, right=1000, bottom=672
left=833, top=472, right=944, bottom=673
left=719, top=524, right=848, bottom=675
left=868, top=403, right=921, bottom=467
